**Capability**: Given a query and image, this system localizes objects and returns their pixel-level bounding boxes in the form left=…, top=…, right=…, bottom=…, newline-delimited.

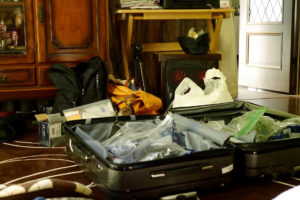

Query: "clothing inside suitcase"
left=171, top=101, right=300, bottom=178
left=64, top=114, right=234, bottom=200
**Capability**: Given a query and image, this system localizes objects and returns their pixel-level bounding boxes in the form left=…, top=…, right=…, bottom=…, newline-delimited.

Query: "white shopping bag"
left=173, top=68, right=233, bottom=108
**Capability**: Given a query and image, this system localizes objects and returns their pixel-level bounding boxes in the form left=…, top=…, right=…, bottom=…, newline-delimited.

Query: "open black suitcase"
left=171, top=101, right=300, bottom=179
left=64, top=113, right=234, bottom=200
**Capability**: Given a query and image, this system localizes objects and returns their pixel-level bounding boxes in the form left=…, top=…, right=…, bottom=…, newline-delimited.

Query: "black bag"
left=0, top=112, right=26, bottom=143
left=49, top=56, right=108, bottom=113
left=177, top=32, right=210, bottom=55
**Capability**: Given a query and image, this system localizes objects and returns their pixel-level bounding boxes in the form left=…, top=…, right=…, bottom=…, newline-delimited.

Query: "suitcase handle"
left=150, top=164, right=213, bottom=179
left=68, top=138, right=92, bottom=161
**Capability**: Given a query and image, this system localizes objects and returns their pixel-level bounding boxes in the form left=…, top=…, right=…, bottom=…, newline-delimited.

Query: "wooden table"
left=116, top=9, right=235, bottom=79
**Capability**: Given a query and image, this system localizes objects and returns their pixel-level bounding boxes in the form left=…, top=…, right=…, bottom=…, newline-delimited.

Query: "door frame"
left=238, top=0, right=297, bottom=94
left=295, top=0, right=300, bottom=94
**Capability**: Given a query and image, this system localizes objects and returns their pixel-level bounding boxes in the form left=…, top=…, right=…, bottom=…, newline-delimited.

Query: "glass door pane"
left=249, top=0, right=283, bottom=24
left=0, top=0, right=26, bottom=54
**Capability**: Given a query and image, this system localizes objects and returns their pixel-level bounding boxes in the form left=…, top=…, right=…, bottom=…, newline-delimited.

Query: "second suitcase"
left=171, top=101, right=300, bottom=178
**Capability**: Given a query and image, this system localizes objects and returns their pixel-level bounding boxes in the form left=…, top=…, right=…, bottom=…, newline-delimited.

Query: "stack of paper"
left=63, top=99, right=116, bottom=121
left=116, top=0, right=161, bottom=9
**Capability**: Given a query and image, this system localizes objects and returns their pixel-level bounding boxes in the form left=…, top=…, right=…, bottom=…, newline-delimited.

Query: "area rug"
left=0, top=128, right=106, bottom=199
left=0, top=124, right=299, bottom=200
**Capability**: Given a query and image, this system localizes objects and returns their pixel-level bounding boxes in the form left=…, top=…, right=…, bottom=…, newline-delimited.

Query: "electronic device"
left=159, top=0, right=220, bottom=9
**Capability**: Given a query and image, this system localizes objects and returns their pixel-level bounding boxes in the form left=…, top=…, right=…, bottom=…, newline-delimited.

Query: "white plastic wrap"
left=103, top=113, right=228, bottom=163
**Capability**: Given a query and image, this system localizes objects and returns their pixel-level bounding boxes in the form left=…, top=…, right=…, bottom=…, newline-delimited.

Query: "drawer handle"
left=0, top=74, right=8, bottom=83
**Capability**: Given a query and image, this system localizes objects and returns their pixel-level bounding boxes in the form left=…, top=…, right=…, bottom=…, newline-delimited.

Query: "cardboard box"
left=35, top=113, right=66, bottom=147
left=35, top=100, right=115, bottom=146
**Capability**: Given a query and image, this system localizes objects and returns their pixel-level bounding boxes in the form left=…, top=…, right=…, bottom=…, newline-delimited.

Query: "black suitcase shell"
left=64, top=115, right=234, bottom=200
left=171, top=101, right=300, bottom=178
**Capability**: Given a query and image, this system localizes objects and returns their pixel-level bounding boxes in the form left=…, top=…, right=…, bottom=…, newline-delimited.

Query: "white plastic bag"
left=173, top=68, right=233, bottom=108
left=172, top=77, right=205, bottom=108
left=203, top=68, right=234, bottom=103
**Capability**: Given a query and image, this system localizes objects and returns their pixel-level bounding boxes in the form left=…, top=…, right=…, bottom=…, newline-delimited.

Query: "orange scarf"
left=108, top=83, right=162, bottom=115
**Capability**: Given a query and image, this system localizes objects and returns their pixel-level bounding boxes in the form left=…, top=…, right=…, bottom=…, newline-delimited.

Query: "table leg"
left=213, top=16, right=223, bottom=53
left=206, top=15, right=224, bottom=53
left=120, top=20, right=130, bottom=79
left=126, top=14, right=134, bottom=62
left=206, top=19, right=215, bottom=53
left=120, top=14, right=134, bottom=80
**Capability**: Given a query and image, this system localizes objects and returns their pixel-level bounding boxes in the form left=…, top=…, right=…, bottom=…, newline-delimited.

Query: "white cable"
left=272, top=180, right=297, bottom=188
left=0, top=158, right=75, bottom=166
left=2, top=143, right=66, bottom=149
left=0, top=154, right=68, bottom=164
left=290, top=177, right=300, bottom=182
left=4, top=164, right=79, bottom=185
left=28, top=171, right=83, bottom=183
left=86, top=182, right=96, bottom=188
left=13, top=141, right=41, bottom=145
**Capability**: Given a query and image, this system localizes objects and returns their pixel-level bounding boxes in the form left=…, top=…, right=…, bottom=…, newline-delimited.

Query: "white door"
left=238, top=0, right=293, bottom=93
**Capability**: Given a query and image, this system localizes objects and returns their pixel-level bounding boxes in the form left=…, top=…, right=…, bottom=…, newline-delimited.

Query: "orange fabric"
left=108, top=83, right=162, bottom=115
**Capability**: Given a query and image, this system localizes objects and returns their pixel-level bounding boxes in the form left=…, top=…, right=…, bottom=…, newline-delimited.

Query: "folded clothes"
left=116, top=0, right=161, bottom=8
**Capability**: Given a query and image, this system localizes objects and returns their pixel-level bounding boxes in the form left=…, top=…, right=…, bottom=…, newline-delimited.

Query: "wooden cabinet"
left=0, top=0, right=35, bottom=64
left=0, top=0, right=108, bottom=101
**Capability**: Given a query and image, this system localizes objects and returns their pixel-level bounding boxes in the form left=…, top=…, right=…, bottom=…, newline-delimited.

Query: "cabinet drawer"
left=0, top=65, right=36, bottom=87
left=37, top=65, right=53, bottom=86
left=37, top=63, right=77, bottom=86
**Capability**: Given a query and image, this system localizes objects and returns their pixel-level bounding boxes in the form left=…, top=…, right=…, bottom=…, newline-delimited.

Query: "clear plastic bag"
left=102, top=121, right=158, bottom=159
left=103, top=113, right=228, bottom=163
left=137, top=135, right=186, bottom=162
left=279, top=117, right=300, bottom=128
left=173, top=114, right=231, bottom=146
left=230, top=107, right=266, bottom=138
left=203, top=109, right=300, bottom=142
left=180, top=131, right=220, bottom=151
left=103, top=114, right=184, bottom=163
left=254, top=116, right=282, bottom=142
left=257, top=117, right=300, bottom=141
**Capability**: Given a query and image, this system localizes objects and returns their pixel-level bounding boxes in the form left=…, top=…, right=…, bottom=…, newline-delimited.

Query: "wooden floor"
left=236, top=86, right=300, bottom=115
